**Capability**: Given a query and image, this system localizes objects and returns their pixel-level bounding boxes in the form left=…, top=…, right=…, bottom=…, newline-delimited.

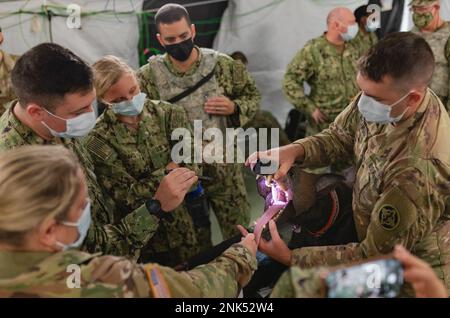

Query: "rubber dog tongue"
left=253, top=181, right=293, bottom=245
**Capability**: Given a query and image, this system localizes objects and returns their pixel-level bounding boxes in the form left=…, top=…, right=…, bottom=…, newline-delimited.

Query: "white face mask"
left=55, top=201, right=91, bottom=251
left=41, top=108, right=97, bottom=138
left=341, top=23, right=359, bottom=41
left=357, top=92, right=410, bottom=124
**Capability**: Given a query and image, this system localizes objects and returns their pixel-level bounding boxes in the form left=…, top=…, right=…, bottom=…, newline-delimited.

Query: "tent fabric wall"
left=0, top=0, right=143, bottom=68
left=213, top=0, right=450, bottom=125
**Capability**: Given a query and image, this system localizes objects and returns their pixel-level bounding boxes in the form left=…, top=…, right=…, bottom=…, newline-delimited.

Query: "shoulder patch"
left=86, top=136, right=113, bottom=161
left=144, top=264, right=171, bottom=298
left=378, top=205, right=401, bottom=231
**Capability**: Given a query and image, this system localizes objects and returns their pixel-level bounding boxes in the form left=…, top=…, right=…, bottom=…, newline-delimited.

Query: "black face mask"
left=164, top=38, right=194, bottom=62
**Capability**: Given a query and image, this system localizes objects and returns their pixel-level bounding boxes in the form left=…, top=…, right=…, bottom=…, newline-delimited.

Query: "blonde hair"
left=92, top=55, right=135, bottom=101
left=0, top=145, right=82, bottom=246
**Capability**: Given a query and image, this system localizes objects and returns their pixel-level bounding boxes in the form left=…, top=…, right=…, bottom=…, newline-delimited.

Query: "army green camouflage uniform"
left=283, top=34, right=360, bottom=135
left=137, top=47, right=260, bottom=240
left=0, top=50, right=19, bottom=115
left=0, top=244, right=257, bottom=298
left=0, top=102, right=159, bottom=258
left=351, top=29, right=378, bottom=59
left=85, top=100, right=201, bottom=266
left=412, top=21, right=450, bottom=110
left=244, top=110, right=291, bottom=148
left=270, top=267, right=328, bottom=298
left=290, top=90, right=450, bottom=297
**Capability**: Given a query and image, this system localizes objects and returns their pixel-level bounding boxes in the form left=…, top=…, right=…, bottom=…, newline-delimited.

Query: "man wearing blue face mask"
left=137, top=4, right=261, bottom=243
left=352, top=5, right=379, bottom=58
left=283, top=7, right=362, bottom=137
left=0, top=43, right=199, bottom=260
left=247, top=32, right=450, bottom=297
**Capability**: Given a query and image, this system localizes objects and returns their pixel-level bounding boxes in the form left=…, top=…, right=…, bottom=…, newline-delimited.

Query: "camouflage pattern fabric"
left=0, top=244, right=257, bottom=298
left=0, top=102, right=158, bottom=258
left=290, top=90, right=450, bottom=297
left=282, top=34, right=361, bottom=135
left=85, top=100, right=201, bottom=266
left=413, top=22, right=450, bottom=109
left=270, top=266, right=328, bottom=298
left=0, top=50, right=19, bottom=115
left=137, top=47, right=260, bottom=239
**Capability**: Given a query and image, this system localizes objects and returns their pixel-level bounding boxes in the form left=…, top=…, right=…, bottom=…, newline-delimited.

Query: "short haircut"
left=327, top=7, right=349, bottom=26
left=155, top=3, right=191, bottom=32
left=11, top=43, right=93, bottom=111
left=358, top=32, right=435, bottom=89
left=354, top=5, right=369, bottom=24
left=230, top=51, right=248, bottom=65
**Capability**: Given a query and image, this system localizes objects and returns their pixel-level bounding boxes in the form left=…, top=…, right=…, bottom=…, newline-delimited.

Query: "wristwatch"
left=146, top=198, right=168, bottom=220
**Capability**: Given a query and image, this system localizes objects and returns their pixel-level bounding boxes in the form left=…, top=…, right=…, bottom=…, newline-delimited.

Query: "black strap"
left=167, top=67, right=216, bottom=104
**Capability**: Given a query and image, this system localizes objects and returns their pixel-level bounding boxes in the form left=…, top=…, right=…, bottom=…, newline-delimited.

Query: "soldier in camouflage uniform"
left=0, top=145, right=257, bottom=298
left=352, top=5, right=379, bottom=58
left=411, top=0, right=450, bottom=110
left=137, top=4, right=260, bottom=241
left=248, top=33, right=450, bottom=297
left=230, top=51, right=290, bottom=147
left=270, top=246, right=448, bottom=298
left=0, top=43, right=190, bottom=259
left=0, top=26, right=20, bottom=115
left=283, top=7, right=361, bottom=136
left=85, top=56, right=200, bottom=267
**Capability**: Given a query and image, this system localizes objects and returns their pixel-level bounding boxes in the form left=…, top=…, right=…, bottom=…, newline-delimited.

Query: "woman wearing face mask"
left=85, top=56, right=207, bottom=268
left=0, top=145, right=257, bottom=297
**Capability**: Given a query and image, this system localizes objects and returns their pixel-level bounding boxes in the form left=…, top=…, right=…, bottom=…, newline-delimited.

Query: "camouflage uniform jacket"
left=351, top=29, right=378, bottom=59
left=283, top=34, right=360, bottom=123
left=0, top=102, right=159, bottom=258
left=85, top=100, right=199, bottom=253
left=292, top=90, right=450, bottom=295
left=0, top=244, right=257, bottom=298
left=0, top=50, right=19, bottom=114
left=270, top=267, right=328, bottom=298
left=413, top=22, right=450, bottom=109
left=137, top=47, right=260, bottom=128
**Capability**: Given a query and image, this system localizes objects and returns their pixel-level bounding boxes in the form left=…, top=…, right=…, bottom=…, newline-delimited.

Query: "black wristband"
left=145, top=199, right=165, bottom=219
left=146, top=199, right=175, bottom=223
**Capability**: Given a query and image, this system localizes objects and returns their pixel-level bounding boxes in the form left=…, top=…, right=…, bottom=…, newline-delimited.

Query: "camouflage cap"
left=410, top=0, right=439, bottom=7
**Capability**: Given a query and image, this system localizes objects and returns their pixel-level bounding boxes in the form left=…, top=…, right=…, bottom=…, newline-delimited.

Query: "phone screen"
left=325, top=258, right=404, bottom=298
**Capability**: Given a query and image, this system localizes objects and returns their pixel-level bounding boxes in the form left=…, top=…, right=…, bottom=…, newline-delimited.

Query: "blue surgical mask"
left=55, top=201, right=91, bottom=251
left=357, top=92, right=410, bottom=124
left=111, top=92, right=146, bottom=116
left=341, top=23, right=359, bottom=41
left=42, top=109, right=97, bottom=138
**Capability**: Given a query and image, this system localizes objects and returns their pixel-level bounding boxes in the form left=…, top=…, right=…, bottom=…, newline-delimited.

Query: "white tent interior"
left=214, top=0, right=450, bottom=123
left=1, top=0, right=449, bottom=123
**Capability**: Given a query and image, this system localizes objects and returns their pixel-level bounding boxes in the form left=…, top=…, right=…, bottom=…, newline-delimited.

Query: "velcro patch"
left=144, top=264, right=171, bottom=298
left=86, top=136, right=113, bottom=161
left=378, top=205, right=401, bottom=231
